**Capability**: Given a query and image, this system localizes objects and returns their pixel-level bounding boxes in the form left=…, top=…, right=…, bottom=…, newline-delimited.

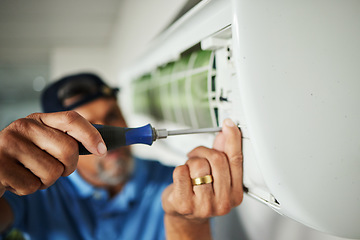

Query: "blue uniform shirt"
left=3, top=158, right=174, bottom=240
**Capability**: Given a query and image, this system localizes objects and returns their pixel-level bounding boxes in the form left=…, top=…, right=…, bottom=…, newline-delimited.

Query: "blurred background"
left=0, top=1, right=355, bottom=240
left=0, top=0, right=198, bottom=129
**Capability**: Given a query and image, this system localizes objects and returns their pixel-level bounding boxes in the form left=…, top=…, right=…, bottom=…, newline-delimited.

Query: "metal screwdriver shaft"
left=168, top=127, right=223, bottom=136
left=153, top=127, right=223, bottom=140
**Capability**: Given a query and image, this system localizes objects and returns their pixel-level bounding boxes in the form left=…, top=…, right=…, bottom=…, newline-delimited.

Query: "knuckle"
left=57, top=151, right=78, bottom=173
left=216, top=201, right=232, bottom=216
left=42, top=162, right=64, bottom=186
left=177, top=202, right=193, bottom=216
left=187, top=158, right=210, bottom=177
left=56, top=143, right=78, bottom=176
left=62, top=111, right=81, bottom=125
left=10, top=118, right=42, bottom=138
left=10, top=118, right=31, bottom=133
left=193, top=146, right=207, bottom=152
left=198, top=203, right=213, bottom=219
left=28, top=180, right=41, bottom=194
left=187, top=146, right=207, bottom=157
left=231, top=194, right=243, bottom=207
left=18, top=179, right=41, bottom=196
left=189, top=158, right=208, bottom=169
left=62, top=162, right=77, bottom=176
left=26, top=112, right=41, bottom=120
left=57, top=138, right=78, bottom=162
left=212, top=151, right=227, bottom=164
left=230, top=154, right=243, bottom=168
left=0, top=129, right=17, bottom=148
left=172, top=165, right=188, bottom=179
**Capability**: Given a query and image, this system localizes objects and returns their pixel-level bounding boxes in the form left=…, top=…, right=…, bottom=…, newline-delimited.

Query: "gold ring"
left=192, top=175, right=213, bottom=186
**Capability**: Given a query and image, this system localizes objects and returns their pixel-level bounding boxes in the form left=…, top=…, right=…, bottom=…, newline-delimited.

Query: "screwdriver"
left=79, top=124, right=223, bottom=155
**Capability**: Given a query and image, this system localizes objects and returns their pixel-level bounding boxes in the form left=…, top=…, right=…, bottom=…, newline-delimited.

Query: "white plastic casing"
left=231, top=0, right=360, bottom=238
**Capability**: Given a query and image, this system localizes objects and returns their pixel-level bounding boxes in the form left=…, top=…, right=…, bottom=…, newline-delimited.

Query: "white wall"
left=50, top=47, right=115, bottom=84
left=49, top=0, right=186, bottom=86
left=108, top=0, right=187, bottom=78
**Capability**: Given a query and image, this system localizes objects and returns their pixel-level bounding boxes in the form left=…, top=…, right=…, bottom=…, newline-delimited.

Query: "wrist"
left=164, top=214, right=212, bottom=240
left=165, top=212, right=210, bottom=225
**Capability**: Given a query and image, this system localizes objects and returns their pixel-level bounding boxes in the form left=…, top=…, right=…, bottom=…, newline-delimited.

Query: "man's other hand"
left=162, top=119, right=243, bottom=240
left=0, top=111, right=106, bottom=197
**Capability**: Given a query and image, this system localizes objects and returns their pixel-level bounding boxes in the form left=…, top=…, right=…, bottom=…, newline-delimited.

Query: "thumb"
left=221, top=118, right=243, bottom=204
left=213, top=118, right=238, bottom=151
left=222, top=118, right=242, bottom=162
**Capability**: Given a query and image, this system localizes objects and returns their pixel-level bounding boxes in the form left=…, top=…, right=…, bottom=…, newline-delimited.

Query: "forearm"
left=0, top=198, right=14, bottom=233
left=164, top=214, right=212, bottom=240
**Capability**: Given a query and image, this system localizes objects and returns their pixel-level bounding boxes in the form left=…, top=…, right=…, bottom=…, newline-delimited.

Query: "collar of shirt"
left=67, top=157, right=149, bottom=213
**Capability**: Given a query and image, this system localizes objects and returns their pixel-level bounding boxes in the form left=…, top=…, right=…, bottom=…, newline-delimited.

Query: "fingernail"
left=97, top=142, right=107, bottom=155
left=224, top=118, right=235, bottom=127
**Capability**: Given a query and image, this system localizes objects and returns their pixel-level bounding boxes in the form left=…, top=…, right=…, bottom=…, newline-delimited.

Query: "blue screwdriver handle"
left=78, top=124, right=155, bottom=155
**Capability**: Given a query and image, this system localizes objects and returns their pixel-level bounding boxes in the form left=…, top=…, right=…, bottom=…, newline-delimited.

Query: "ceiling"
left=0, top=0, right=121, bottom=103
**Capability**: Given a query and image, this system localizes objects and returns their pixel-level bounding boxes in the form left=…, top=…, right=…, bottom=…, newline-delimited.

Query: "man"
left=0, top=73, right=243, bottom=239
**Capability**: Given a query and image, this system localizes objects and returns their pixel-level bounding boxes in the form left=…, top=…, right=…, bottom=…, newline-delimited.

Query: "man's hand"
left=162, top=119, right=243, bottom=240
left=0, top=111, right=107, bottom=198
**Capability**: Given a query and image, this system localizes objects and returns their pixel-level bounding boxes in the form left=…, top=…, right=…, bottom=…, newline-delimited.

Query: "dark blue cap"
left=41, top=73, right=119, bottom=113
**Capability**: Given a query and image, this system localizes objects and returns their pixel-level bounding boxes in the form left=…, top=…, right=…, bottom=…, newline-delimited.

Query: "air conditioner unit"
left=120, top=0, right=360, bottom=238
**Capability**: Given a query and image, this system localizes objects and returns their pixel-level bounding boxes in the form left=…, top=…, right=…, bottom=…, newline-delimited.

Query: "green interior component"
left=133, top=74, right=151, bottom=115
left=160, top=82, right=176, bottom=122
left=190, top=71, right=213, bottom=128
left=177, top=78, right=192, bottom=126
left=168, top=83, right=178, bottom=122
left=193, top=50, right=212, bottom=69
left=148, top=70, right=164, bottom=121
left=159, top=62, right=174, bottom=76
left=158, top=63, right=176, bottom=122
left=172, top=54, right=191, bottom=74
left=132, top=50, right=214, bottom=127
